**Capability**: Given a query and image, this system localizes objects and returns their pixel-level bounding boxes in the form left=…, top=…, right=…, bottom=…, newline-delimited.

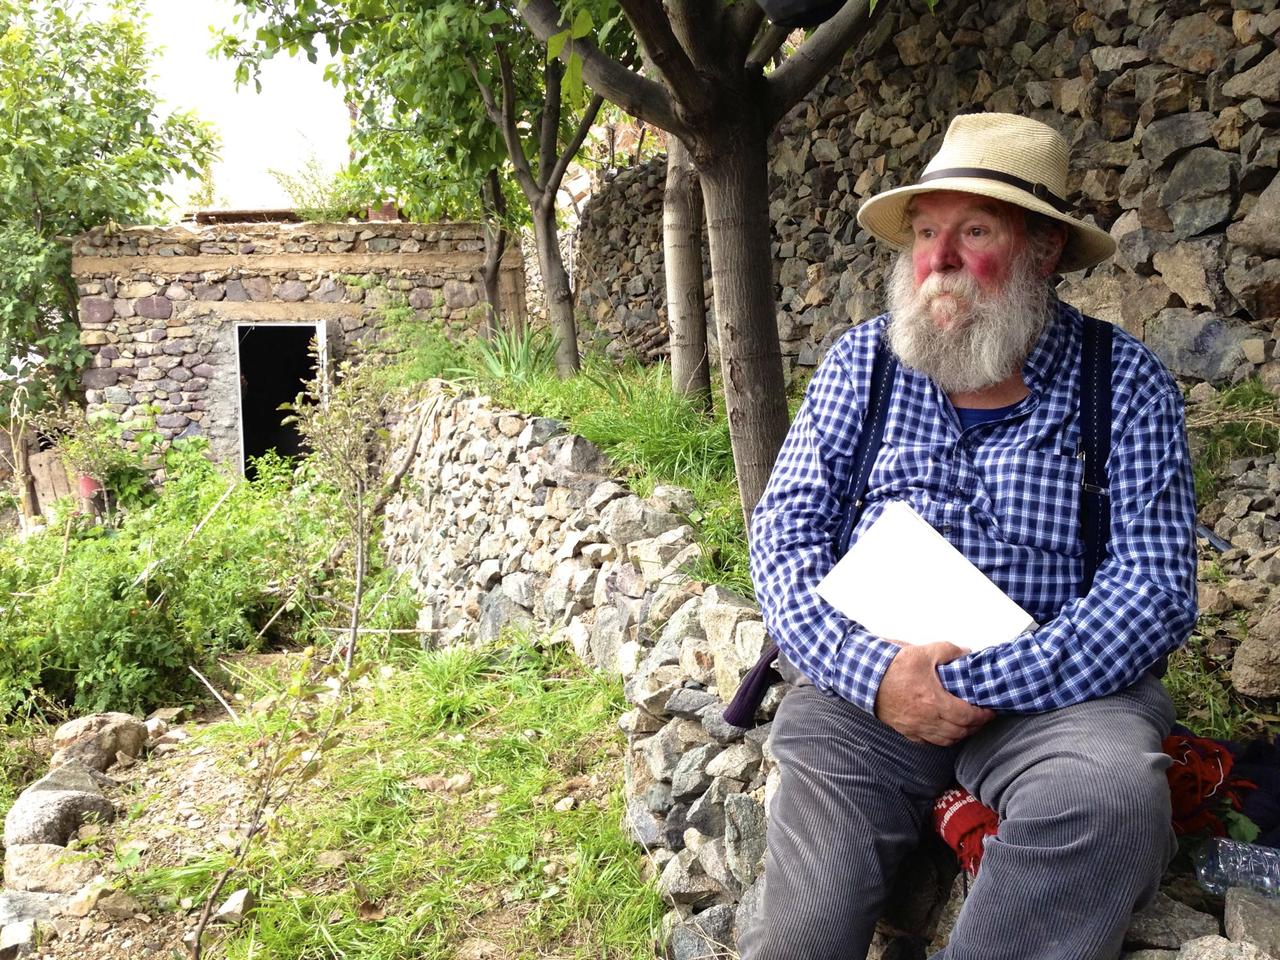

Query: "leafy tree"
left=521, top=0, right=882, bottom=517
left=218, top=1, right=629, bottom=374
left=0, top=0, right=217, bottom=409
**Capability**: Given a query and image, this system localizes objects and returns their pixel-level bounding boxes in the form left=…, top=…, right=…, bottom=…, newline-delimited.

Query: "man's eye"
left=969, top=226, right=987, bottom=237
left=917, top=228, right=935, bottom=239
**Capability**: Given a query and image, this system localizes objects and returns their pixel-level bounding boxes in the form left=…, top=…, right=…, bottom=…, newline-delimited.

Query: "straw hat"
left=856, top=113, right=1116, bottom=273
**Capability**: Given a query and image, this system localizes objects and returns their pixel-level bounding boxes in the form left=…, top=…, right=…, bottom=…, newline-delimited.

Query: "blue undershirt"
left=955, top=402, right=1020, bottom=430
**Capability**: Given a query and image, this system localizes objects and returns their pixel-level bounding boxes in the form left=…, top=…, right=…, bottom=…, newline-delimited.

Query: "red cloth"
left=933, top=786, right=999, bottom=877
left=932, top=734, right=1258, bottom=876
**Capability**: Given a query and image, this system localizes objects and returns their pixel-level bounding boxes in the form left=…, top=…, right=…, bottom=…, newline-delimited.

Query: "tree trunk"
left=532, top=200, right=580, bottom=377
left=10, top=431, right=38, bottom=522
left=696, top=119, right=790, bottom=525
left=664, top=136, right=712, bottom=410
left=479, top=168, right=508, bottom=339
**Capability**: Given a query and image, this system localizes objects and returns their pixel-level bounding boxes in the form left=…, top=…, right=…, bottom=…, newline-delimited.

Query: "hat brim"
left=856, top=177, right=1116, bottom=273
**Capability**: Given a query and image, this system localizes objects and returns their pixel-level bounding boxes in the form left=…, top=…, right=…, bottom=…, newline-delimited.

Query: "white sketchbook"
left=815, top=500, right=1036, bottom=650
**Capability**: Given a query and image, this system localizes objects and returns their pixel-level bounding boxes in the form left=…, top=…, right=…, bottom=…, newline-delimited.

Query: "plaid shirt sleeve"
left=749, top=330, right=901, bottom=715
left=935, top=384, right=1199, bottom=712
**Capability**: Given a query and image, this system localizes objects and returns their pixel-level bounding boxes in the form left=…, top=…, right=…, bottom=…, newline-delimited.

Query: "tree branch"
left=726, top=0, right=767, bottom=66
left=538, top=58, right=563, bottom=189
left=667, top=0, right=720, bottom=75
left=747, top=23, right=790, bottom=70
left=468, top=51, right=538, bottom=200
left=545, top=93, right=605, bottom=205
left=617, top=0, right=712, bottom=116
left=766, top=0, right=871, bottom=127
left=518, top=0, right=690, bottom=140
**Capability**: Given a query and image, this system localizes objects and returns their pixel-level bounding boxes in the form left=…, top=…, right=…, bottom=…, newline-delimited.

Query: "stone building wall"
left=381, top=381, right=1280, bottom=958
left=71, top=221, right=525, bottom=464
left=575, top=0, right=1280, bottom=385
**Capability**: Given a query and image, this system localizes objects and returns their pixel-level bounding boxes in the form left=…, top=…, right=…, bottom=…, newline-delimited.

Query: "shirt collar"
left=1021, top=298, right=1076, bottom=397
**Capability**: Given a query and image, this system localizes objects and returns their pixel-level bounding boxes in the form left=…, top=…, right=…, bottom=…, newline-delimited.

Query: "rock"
left=133, top=296, right=172, bottom=320
left=4, top=778, right=115, bottom=848
left=624, top=797, right=665, bottom=850
left=705, top=741, right=762, bottom=782
left=649, top=485, right=697, bottom=517
left=658, top=848, right=723, bottom=907
left=3, top=845, right=99, bottom=894
left=476, top=587, right=534, bottom=643
left=700, top=587, right=761, bottom=697
left=0, top=921, right=35, bottom=960
left=698, top=703, right=748, bottom=744
left=724, top=793, right=768, bottom=888
left=94, top=890, right=143, bottom=919
left=665, top=688, right=718, bottom=720
left=1124, top=892, right=1220, bottom=950
left=0, top=892, right=65, bottom=927
left=631, top=664, right=686, bottom=718
left=1234, top=601, right=1280, bottom=696
left=1225, top=887, right=1280, bottom=958
left=643, top=719, right=710, bottom=782
left=214, top=888, right=255, bottom=925
left=666, top=903, right=736, bottom=960
left=51, top=714, right=148, bottom=772
left=1155, top=13, right=1235, bottom=75
left=1227, top=176, right=1280, bottom=257
left=545, top=433, right=608, bottom=476
left=1159, top=148, right=1237, bottom=239
left=599, top=496, right=682, bottom=547
left=516, top=417, right=564, bottom=449
left=671, top=743, right=723, bottom=801
left=735, top=877, right=765, bottom=949
left=1223, top=51, right=1280, bottom=104
left=1176, top=936, right=1277, bottom=959
left=686, top=776, right=743, bottom=836
left=1152, top=240, right=1229, bottom=311
left=1141, top=113, right=1214, bottom=167
left=1145, top=309, right=1248, bottom=383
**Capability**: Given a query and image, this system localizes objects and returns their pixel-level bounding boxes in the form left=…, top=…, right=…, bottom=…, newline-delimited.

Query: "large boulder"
left=3, top=765, right=116, bottom=847
left=3, top=844, right=101, bottom=894
left=1145, top=309, right=1249, bottom=383
left=50, top=712, right=147, bottom=772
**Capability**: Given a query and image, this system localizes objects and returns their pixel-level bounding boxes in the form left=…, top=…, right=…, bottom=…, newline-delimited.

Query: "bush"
left=0, top=442, right=334, bottom=716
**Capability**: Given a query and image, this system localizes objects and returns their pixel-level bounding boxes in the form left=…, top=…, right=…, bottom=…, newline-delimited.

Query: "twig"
left=188, top=666, right=241, bottom=723
left=316, top=626, right=440, bottom=635
left=54, top=513, right=73, bottom=583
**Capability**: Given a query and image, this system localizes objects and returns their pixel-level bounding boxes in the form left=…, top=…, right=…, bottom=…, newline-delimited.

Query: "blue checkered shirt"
left=750, top=302, right=1198, bottom=714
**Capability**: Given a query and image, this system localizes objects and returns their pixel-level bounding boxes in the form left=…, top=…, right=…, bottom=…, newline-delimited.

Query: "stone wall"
left=381, top=382, right=1280, bottom=958
left=575, top=0, right=1280, bottom=385
left=71, top=221, right=525, bottom=464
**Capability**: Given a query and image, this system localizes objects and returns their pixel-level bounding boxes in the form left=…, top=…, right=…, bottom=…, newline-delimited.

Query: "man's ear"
left=1038, top=225, right=1069, bottom=278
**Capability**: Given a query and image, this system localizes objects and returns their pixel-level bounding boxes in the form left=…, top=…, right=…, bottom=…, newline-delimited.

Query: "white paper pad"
left=815, top=500, right=1036, bottom=650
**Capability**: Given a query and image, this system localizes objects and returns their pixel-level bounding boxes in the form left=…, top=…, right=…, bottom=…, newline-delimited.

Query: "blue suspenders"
left=722, top=316, right=1114, bottom=728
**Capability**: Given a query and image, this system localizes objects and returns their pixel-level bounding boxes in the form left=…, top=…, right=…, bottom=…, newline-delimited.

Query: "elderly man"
left=741, top=113, right=1198, bottom=959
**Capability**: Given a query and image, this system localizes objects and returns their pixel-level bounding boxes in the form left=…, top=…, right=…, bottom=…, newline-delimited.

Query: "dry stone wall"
left=380, top=383, right=1280, bottom=959
left=575, top=0, right=1280, bottom=386
left=71, top=222, right=525, bottom=464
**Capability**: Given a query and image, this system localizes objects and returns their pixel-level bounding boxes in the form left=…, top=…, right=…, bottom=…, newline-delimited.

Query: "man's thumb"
left=929, top=642, right=972, bottom=666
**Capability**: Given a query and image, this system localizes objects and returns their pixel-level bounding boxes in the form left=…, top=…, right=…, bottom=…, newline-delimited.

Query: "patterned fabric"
left=749, top=301, right=1198, bottom=714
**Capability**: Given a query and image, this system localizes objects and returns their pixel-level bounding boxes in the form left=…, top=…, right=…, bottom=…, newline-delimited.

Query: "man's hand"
left=874, top=642, right=994, bottom=746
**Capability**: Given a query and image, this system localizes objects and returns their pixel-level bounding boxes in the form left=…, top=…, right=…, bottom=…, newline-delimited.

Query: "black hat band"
left=917, top=167, right=1070, bottom=213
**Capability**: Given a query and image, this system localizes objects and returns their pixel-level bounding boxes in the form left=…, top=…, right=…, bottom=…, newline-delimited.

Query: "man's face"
left=885, top=191, right=1060, bottom=395
left=907, top=191, right=1028, bottom=331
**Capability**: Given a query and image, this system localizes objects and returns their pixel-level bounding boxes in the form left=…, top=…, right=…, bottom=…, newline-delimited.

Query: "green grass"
left=0, top=719, right=48, bottom=821
left=1164, top=626, right=1273, bottom=741
left=131, top=639, right=662, bottom=960
left=1187, top=378, right=1280, bottom=505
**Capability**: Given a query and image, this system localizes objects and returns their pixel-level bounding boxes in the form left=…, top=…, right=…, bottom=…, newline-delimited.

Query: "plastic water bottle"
left=1195, top=838, right=1280, bottom=896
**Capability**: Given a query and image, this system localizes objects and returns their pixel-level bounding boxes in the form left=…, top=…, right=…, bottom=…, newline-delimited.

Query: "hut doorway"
left=235, top=322, right=327, bottom=476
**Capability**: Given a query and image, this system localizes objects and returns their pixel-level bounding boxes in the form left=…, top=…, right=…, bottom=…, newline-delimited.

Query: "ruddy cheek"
left=964, top=251, right=1006, bottom=287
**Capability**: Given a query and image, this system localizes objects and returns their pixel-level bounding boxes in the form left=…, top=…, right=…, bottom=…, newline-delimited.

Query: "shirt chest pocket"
left=985, top=449, right=1085, bottom=555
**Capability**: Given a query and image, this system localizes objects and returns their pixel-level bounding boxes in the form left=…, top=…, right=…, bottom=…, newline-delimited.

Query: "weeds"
left=1186, top=378, right=1280, bottom=504
left=135, top=638, right=662, bottom=960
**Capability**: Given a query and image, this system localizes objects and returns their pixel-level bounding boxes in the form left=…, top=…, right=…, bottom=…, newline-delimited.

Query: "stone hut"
left=72, top=220, right=525, bottom=471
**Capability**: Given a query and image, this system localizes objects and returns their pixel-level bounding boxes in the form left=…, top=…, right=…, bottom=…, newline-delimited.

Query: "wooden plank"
left=29, top=450, right=73, bottom=514
left=72, top=250, right=526, bottom=278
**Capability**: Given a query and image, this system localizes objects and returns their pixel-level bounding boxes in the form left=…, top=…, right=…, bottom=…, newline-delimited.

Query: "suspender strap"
left=1078, top=315, right=1113, bottom=594
left=724, top=338, right=897, bottom=727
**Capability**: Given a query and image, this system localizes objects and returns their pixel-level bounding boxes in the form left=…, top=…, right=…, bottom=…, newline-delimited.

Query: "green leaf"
left=546, top=28, right=569, bottom=61
left=570, top=9, right=592, bottom=39
left=565, top=51, right=584, bottom=102
left=1225, top=810, right=1262, bottom=844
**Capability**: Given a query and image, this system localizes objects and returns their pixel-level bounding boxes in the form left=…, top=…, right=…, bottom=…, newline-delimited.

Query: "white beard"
left=885, top=250, right=1053, bottom=394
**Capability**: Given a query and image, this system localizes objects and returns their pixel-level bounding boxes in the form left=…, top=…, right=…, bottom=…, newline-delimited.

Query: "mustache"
left=917, top=272, right=982, bottom=303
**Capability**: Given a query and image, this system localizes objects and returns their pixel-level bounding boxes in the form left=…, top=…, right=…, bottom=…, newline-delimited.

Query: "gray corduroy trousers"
left=739, top=674, right=1176, bottom=960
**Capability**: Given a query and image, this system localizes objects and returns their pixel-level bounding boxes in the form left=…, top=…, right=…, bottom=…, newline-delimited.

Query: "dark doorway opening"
left=237, top=324, right=317, bottom=477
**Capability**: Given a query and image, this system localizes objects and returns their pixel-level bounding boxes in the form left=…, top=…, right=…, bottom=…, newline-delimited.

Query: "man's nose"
left=929, top=233, right=962, bottom=273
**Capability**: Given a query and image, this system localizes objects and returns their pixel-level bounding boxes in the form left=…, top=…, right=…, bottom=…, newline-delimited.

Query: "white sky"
left=138, top=0, right=351, bottom=214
